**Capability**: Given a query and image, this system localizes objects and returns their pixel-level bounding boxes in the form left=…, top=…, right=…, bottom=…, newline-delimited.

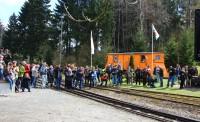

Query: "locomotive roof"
left=107, top=52, right=164, bottom=55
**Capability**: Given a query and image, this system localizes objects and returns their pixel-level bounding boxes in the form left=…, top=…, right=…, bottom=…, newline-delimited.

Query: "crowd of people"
left=0, top=57, right=107, bottom=92
left=132, top=64, right=199, bottom=89
left=167, top=64, right=199, bottom=89
left=0, top=54, right=199, bottom=93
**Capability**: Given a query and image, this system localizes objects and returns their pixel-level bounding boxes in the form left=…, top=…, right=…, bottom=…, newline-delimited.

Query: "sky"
left=0, top=0, right=58, bottom=27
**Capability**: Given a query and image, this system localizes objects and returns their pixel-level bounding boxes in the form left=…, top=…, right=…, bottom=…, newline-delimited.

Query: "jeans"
left=167, top=75, right=175, bottom=87
left=12, top=79, right=16, bottom=92
left=156, top=74, right=160, bottom=83
left=0, top=68, right=3, bottom=80
left=73, top=79, right=78, bottom=88
left=90, top=77, right=97, bottom=87
left=56, top=77, right=62, bottom=89
left=41, top=75, right=47, bottom=88
left=112, top=75, right=118, bottom=85
left=31, top=76, right=37, bottom=88
left=117, top=75, right=122, bottom=84
left=78, top=78, right=84, bottom=89
left=147, top=75, right=151, bottom=86
left=5, top=75, right=13, bottom=90
left=160, top=76, right=163, bottom=87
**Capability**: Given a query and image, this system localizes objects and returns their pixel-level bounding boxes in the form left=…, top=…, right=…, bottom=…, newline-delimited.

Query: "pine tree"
left=164, top=35, right=178, bottom=67
left=132, top=30, right=148, bottom=52
left=178, top=29, right=194, bottom=66
left=18, top=0, right=51, bottom=60
left=2, top=13, right=21, bottom=53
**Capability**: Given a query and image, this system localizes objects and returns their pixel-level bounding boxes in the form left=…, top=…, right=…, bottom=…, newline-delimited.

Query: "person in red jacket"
left=21, top=61, right=31, bottom=92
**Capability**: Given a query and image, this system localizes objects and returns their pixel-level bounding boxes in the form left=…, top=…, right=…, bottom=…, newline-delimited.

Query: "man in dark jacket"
left=64, top=64, right=73, bottom=89
left=76, top=67, right=84, bottom=89
left=106, top=64, right=112, bottom=82
left=167, top=66, right=175, bottom=87
left=47, top=65, right=54, bottom=87
left=142, top=68, right=147, bottom=86
left=135, top=66, right=141, bottom=85
left=180, top=68, right=186, bottom=89
left=54, top=65, right=62, bottom=89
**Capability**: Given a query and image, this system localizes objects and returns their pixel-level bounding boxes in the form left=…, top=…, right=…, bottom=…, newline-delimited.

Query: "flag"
left=91, top=31, right=94, bottom=55
left=152, top=24, right=160, bottom=40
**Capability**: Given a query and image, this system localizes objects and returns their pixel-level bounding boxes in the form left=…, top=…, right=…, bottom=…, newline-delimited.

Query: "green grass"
left=119, top=79, right=200, bottom=97
left=62, top=73, right=200, bottom=97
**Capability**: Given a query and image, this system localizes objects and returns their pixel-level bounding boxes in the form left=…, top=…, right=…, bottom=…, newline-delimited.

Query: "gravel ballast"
left=84, top=87, right=200, bottom=120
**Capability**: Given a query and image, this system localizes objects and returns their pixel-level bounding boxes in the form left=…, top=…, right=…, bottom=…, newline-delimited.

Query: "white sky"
left=0, top=0, right=58, bottom=27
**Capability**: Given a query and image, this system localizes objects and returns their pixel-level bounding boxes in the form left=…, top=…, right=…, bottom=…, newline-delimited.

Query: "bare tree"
left=63, top=0, right=110, bottom=23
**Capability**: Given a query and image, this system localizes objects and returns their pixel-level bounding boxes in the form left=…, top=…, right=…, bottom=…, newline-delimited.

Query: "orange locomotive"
left=105, top=52, right=168, bottom=77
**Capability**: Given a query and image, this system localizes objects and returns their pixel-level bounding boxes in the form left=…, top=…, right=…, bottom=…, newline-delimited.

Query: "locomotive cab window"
left=155, top=55, right=161, bottom=61
left=141, top=55, right=146, bottom=62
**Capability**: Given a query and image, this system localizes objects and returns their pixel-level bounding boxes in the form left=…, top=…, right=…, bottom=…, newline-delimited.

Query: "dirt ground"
left=0, top=84, right=157, bottom=122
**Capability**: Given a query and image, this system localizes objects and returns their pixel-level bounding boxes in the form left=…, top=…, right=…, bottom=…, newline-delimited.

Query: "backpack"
left=39, top=66, right=47, bottom=74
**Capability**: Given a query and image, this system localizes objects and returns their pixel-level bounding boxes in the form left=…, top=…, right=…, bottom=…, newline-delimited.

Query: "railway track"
left=94, top=87, right=200, bottom=107
left=57, top=87, right=199, bottom=122
left=36, top=80, right=200, bottom=121
left=38, top=81, right=200, bottom=107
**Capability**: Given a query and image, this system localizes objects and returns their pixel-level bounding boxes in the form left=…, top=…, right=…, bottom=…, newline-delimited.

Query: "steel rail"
left=58, top=87, right=199, bottom=122
left=94, top=87, right=200, bottom=107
